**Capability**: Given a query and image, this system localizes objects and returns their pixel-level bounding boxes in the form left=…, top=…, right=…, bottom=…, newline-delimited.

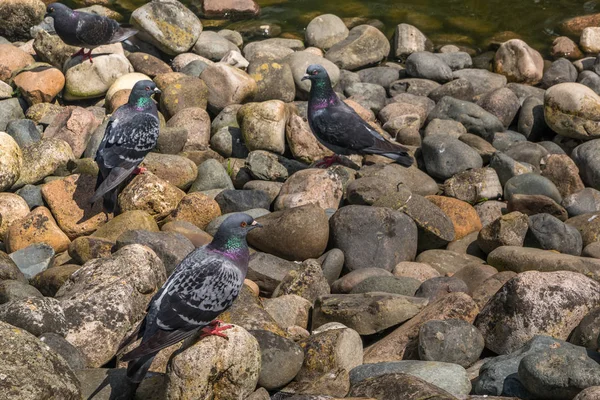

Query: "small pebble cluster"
left=1, top=0, right=600, bottom=399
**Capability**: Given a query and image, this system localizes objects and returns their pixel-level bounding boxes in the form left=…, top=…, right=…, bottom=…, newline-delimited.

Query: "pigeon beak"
left=153, top=88, right=161, bottom=94
left=301, top=74, right=310, bottom=81
left=250, top=220, right=262, bottom=229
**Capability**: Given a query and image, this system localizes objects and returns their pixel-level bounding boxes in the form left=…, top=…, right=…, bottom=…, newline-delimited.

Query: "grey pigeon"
left=117, top=213, right=261, bottom=388
left=45, top=2, right=138, bottom=62
left=90, top=80, right=160, bottom=213
left=302, top=64, right=413, bottom=167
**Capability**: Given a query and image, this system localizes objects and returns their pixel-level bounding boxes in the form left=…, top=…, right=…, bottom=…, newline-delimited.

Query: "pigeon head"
left=302, top=64, right=329, bottom=82
left=216, top=213, right=262, bottom=238
left=209, top=213, right=262, bottom=258
left=45, top=3, right=72, bottom=19
left=128, top=80, right=161, bottom=109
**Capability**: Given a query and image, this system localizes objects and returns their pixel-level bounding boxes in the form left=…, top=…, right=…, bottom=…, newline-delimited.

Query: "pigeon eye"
left=145, top=86, right=150, bottom=91
left=49, top=7, right=54, bottom=12
left=240, top=221, right=247, bottom=227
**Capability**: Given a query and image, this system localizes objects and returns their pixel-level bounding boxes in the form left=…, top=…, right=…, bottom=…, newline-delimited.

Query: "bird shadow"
left=85, top=369, right=138, bottom=400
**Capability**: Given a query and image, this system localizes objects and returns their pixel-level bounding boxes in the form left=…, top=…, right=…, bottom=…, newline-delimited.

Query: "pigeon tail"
left=126, top=353, right=156, bottom=384
left=381, top=152, right=414, bottom=167
left=109, top=27, right=138, bottom=44
left=363, top=137, right=414, bottom=167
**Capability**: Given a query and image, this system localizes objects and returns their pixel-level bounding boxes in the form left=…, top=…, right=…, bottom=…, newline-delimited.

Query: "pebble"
left=393, top=23, right=433, bottom=60
left=305, top=14, right=349, bottom=50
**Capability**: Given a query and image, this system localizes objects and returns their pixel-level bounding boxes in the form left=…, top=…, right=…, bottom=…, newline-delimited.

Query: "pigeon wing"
left=74, top=12, right=121, bottom=47
left=121, top=252, right=244, bottom=361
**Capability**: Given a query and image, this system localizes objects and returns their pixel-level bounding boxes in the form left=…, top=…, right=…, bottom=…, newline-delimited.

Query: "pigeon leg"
left=132, top=166, right=147, bottom=175
left=199, top=320, right=233, bottom=339
left=71, top=48, right=85, bottom=58
left=313, top=154, right=343, bottom=168
left=83, top=49, right=94, bottom=63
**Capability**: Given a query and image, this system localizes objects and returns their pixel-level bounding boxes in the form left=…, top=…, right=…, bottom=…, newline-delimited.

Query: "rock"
left=581, top=27, right=600, bottom=53
left=331, top=268, right=393, bottom=294
left=489, top=152, right=533, bottom=187
left=541, top=154, right=584, bottom=198
left=566, top=212, right=600, bottom=247
left=418, top=319, right=484, bottom=368
left=0, top=250, right=26, bottom=283
left=570, top=307, right=600, bottom=348
left=248, top=204, right=329, bottom=261
left=541, top=58, right=578, bottom=89
left=475, top=271, right=600, bottom=354
left=92, top=210, right=158, bottom=242
left=76, top=368, right=165, bottom=400
left=0, top=193, right=29, bottom=241
left=0, top=321, right=81, bottom=399
left=306, top=14, right=349, bottom=50
left=325, top=25, right=390, bottom=71
left=290, top=326, right=363, bottom=397
left=312, top=293, right=428, bottom=335
left=8, top=242, right=55, bottom=279
left=494, top=39, right=543, bottom=84
left=504, top=142, right=548, bottom=170
left=446, top=231, right=487, bottom=259
left=193, top=31, right=239, bottom=61
left=477, top=211, right=528, bottom=254
left=140, top=153, right=198, bottom=190
left=12, top=138, right=75, bottom=189
left=272, top=259, right=330, bottom=304
left=348, top=372, right=458, bottom=400
left=30, top=263, right=79, bottom=297
left=518, top=96, right=548, bottom=141
left=504, top=173, right=562, bottom=204
left=38, top=332, right=85, bottom=371
left=414, top=276, right=471, bottom=301
left=263, top=294, right=312, bottom=329
left=358, top=66, right=400, bottom=88
left=0, top=0, right=44, bottom=41
left=551, top=36, right=584, bottom=60
left=285, top=50, right=340, bottom=97
left=355, top=163, right=438, bottom=197
left=212, top=189, right=269, bottom=214
left=0, top=98, right=25, bottom=131
left=425, top=196, right=483, bottom=241
left=349, top=360, right=471, bottom=397
left=363, top=292, right=479, bottom=363
left=345, top=82, right=387, bottom=113
left=393, top=23, right=433, bottom=60
left=545, top=83, right=600, bottom=140
left=389, top=78, right=440, bottom=97
left=0, top=44, right=34, bottom=82
left=0, top=132, right=21, bottom=192
left=67, top=236, right=114, bottom=265
left=406, top=51, right=453, bottom=83
left=127, top=53, right=171, bottom=78
left=576, top=387, right=600, bottom=400
left=238, top=100, right=288, bottom=154
left=6, top=119, right=41, bottom=148
left=40, top=174, right=107, bottom=240
left=476, top=88, right=520, bottom=128
left=421, top=135, right=483, bottom=180
left=0, top=280, right=42, bottom=304
left=526, top=213, right=583, bottom=256
left=350, top=275, right=421, bottom=296
left=165, top=191, right=221, bottom=230
left=118, top=173, right=185, bottom=220
left=275, top=168, right=343, bottom=211
left=55, top=245, right=166, bottom=366
left=427, top=96, right=504, bottom=142
left=167, top=107, right=211, bottom=152
left=5, top=206, right=70, bottom=253
left=13, top=64, right=64, bottom=105
left=250, top=329, right=304, bottom=390
left=428, top=78, right=475, bottom=102
left=330, top=205, right=418, bottom=271
left=373, top=189, right=456, bottom=251
left=563, top=188, right=600, bottom=216
left=435, top=52, right=473, bottom=71
left=166, top=325, right=261, bottom=399
left=249, top=60, right=295, bottom=103
left=43, top=107, right=99, bottom=158
left=189, top=158, right=234, bottom=192
left=200, top=62, right=257, bottom=112
left=199, top=0, right=259, bottom=18
left=131, top=0, right=202, bottom=55
left=393, top=261, right=441, bottom=282
left=508, top=194, right=568, bottom=222
left=0, top=296, right=66, bottom=337
left=443, top=168, right=502, bottom=204
left=160, top=77, right=208, bottom=119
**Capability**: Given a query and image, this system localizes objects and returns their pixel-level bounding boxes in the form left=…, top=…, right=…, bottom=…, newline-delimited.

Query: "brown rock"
left=349, top=373, right=458, bottom=400
left=0, top=193, right=29, bottom=240
left=494, top=39, right=543, bottom=85
left=363, top=292, right=479, bottom=363
left=477, top=211, right=529, bottom=254
left=426, top=195, right=482, bottom=240
left=25, top=102, right=64, bottom=125
left=160, top=76, right=208, bottom=118
left=392, top=261, right=441, bottom=282
left=560, top=13, right=600, bottom=36
left=285, top=113, right=332, bottom=164
left=127, top=52, right=172, bottom=78
left=43, top=106, right=100, bottom=158
left=167, top=107, right=211, bottom=151
left=331, top=268, right=393, bottom=294
left=161, top=220, right=213, bottom=247
left=472, top=271, right=517, bottom=309
left=566, top=212, right=600, bottom=247
left=68, top=236, right=115, bottom=264
left=550, top=37, right=584, bottom=60
left=541, top=154, right=584, bottom=198
left=106, top=89, right=130, bottom=113
left=507, top=194, right=568, bottom=222
left=274, top=168, right=344, bottom=210
left=91, top=210, right=159, bottom=241
left=13, top=64, right=65, bottom=105
left=5, top=206, right=71, bottom=253
left=200, top=0, right=260, bottom=18
left=201, top=62, right=257, bottom=112
left=0, top=43, right=34, bottom=82
left=164, top=192, right=221, bottom=230
left=41, top=174, right=108, bottom=240
left=452, top=264, right=498, bottom=293
left=140, top=153, right=198, bottom=190
left=118, top=173, right=186, bottom=221
left=31, top=264, right=80, bottom=297
left=153, top=72, right=187, bottom=92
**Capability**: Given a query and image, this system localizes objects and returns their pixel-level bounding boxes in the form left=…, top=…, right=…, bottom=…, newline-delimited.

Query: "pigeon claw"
left=313, top=154, right=342, bottom=168
left=199, top=321, right=233, bottom=340
left=71, top=48, right=94, bottom=63
left=133, top=166, right=147, bottom=175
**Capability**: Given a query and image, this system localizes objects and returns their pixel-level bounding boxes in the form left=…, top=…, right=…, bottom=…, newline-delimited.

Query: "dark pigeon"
left=302, top=64, right=413, bottom=167
left=90, top=80, right=160, bottom=213
left=117, top=213, right=261, bottom=388
left=45, top=2, right=138, bottom=62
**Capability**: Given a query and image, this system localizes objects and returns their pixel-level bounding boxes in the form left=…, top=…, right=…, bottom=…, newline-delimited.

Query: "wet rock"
left=418, top=319, right=484, bottom=367
left=325, top=25, right=390, bottom=71
left=494, top=39, right=544, bottom=85
left=363, top=292, right=479, bottom=363
left=165, top=325, right=261, bottom=399
left=0, top=321, right=81, bottom=399
left=248, top=204, right=329, bottom=261
left=475, top=271, right=600, bottom=354
left=312, top=292, right=428, bottom=335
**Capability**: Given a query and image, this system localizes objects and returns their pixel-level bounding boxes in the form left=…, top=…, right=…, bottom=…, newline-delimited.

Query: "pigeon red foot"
left=71, top=48, right=94, bottom=63
left=133, top=166, right=147, bottom=175
left=199, top=319, right=233, bottom=339
left=313, top=154, right=343, bottom=168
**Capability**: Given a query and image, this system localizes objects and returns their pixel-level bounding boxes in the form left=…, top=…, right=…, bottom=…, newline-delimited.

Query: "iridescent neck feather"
left=310, top=77, right=338, bottom=109
left=208, top=234, right=249, bottom=264
left=133, top=96, right=152, bottom=111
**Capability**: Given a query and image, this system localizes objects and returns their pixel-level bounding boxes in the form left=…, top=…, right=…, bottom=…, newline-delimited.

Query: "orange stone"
left=0, top=44, right=34, bottom=82
left=164, top=192, right=221, bottom=230
left=6, top=206, right=71, bottom=253
left=0, top=193, right=30, bottom=240
left=426, top=195, right=482, bottom=240
left=13, top=66, right=65, bottom=105
left=40, top=174, right=108, bottom=240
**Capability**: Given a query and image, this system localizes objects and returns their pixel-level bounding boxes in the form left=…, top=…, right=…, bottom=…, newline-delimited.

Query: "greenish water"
left=102, top=0, right=596, bottom=55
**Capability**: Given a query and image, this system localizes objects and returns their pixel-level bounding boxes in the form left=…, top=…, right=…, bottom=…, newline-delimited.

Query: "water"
left=99, top=0, right=596, bottom=55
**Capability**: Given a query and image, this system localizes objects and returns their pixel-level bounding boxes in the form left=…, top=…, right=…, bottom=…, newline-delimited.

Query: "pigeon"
left=45, top=3, right=138, bottom=63
left=117, top=213, right=261, bottom=387
left=90, top=80, right=161, bottom=213
left=302, top=64, right=413, bottom=168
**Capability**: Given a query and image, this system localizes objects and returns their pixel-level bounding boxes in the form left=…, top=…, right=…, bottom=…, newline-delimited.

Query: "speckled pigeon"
left=45, top=2, right=138, bottom=62
left=302, top=64, right=413, bottom=167
left=90, top=80, right=160, bottom=213
left=117, top=213, right=261, bottom=387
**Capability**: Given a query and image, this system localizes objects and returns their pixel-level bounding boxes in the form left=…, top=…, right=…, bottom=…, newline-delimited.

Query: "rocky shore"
left=1, top=0, right=600, bottom=399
